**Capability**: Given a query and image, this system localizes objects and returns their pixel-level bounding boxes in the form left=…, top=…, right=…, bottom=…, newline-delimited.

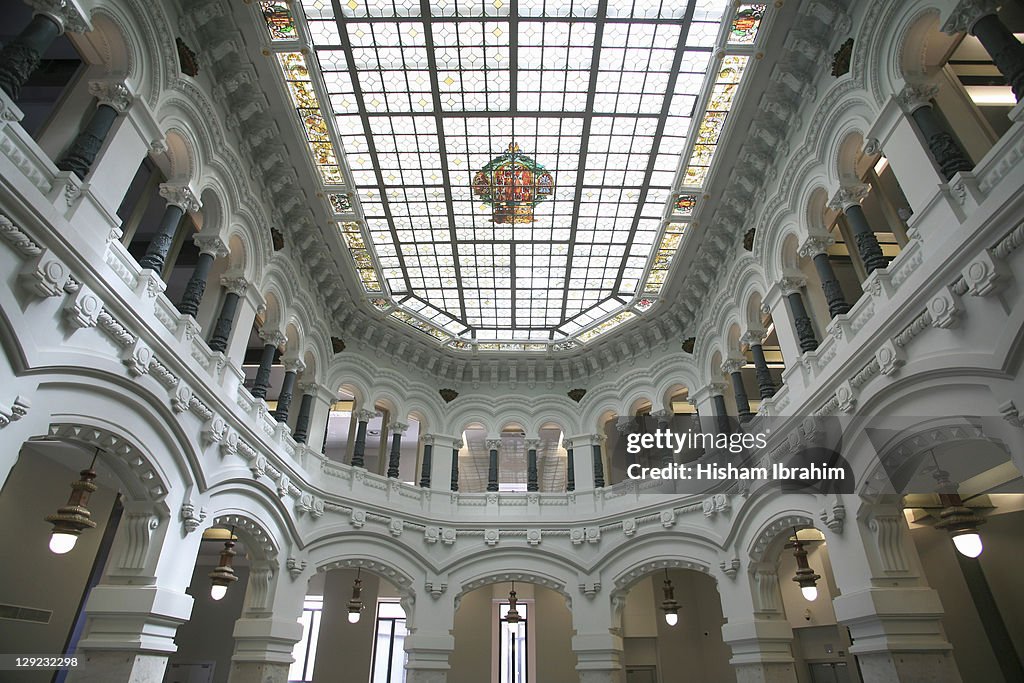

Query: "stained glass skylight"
left=264, top=0, right=761, bottom=347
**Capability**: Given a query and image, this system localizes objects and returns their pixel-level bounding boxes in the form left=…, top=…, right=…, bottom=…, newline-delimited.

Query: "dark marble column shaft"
left=750, top=343, right=777, bottom=399
left=350, top=417, right=369, bottom=468
left=178, top=251, right=215, bottom=318
left=812, top=253, right=851, bottom=318
left=208, top=291, right=240, bottom=353
left=138, top=203, right=185, bottom=273
left=910, top=104, right=973, bottom=180
left=272, top=370, right=297, bottom=423
left=419, top=443, right=433, bottom=488
left=293, top=393, right=314, bottom=444
left=386, top=429, right=403, bottom=478
left=250, top=343, right=278, bottom=400
left=786, top=292, right=819, bottom=352
left=0, top=14, right=62, bottom=101
left=972, top=13, right=1024, bottom=101
left=56, top=103, right=119, bottom=179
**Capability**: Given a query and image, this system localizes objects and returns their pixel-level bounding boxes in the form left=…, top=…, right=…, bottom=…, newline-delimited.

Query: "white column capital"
left=88, top=79, right=134, bottom=114
left=193, top=234, right=229, bottom=259
left=27, top=0, right=91, bottom=33
left=741, top=329, right=767, bottom=346
left=650, top=409, right=672, bottom=424
left=721, top=357, right=747, bottom=375
left=828, top=184, right=870, bottom=212
left=158, top=183, right=201, bottom=213
left=778, top=274, right=807, bottom=296
left=689, top=382, right=727, bottom=404
left=942, top=0, right=999, bottom=34
left=258, top=328, right=287, bottom=348
left=389, top=421, right=409, bottom=435
left=896, top=82, right=940, bottom=114
left=524, top=438, right=542, bottom=450
left=485, top=438, right=503, bottom=451
left=354, top=408, right=379, bottom=422
left=219, top=273, right=250, bottom=296
left=453, top=439, right=464, bottom=450
left=282, top=357, right=306, bottom=374
left=614, top=416, right=634, bottom=435
left=798, top=234, right=835, bottom=258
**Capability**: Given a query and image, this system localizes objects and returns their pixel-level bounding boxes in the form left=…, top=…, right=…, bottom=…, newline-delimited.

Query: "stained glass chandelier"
left=472, top=143, right=554, bottom=224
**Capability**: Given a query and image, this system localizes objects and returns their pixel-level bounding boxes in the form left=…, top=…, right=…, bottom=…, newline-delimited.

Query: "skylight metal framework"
left=258, top=0, right=767, bottom=349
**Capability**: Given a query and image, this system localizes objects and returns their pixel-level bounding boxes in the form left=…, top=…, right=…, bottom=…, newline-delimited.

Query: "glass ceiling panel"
left=280, top=0, right=755, bottom=347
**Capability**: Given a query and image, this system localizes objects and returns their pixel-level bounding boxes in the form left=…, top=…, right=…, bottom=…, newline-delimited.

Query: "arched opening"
left=0, top=439, right=124, bottom=668
left=292, top=566, right=411, bottom=683
left=451, top=580, right=574, bottom=683
left=322, top=384, right=359, bottom=463
left=616, top=568, right=733, bottom=682
left=902, top=6, right=1024, bottom=165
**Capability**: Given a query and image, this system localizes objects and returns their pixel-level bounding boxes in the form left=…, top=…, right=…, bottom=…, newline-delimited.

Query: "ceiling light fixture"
left=661, top=569, right=680, bottom=626
left=45, top=447, right=100, bottom=554
left=936, top=504, right=985, bottom=558
left=347, top=568, right=365, bottom=623
left=785, top=529, right=821, bottom=601
left=209, top=527, right=239, bottom=600
left=506, top=580, right=521, bottom=624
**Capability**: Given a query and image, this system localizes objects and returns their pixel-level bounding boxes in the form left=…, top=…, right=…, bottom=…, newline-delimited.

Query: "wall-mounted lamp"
left=45, top=448, right=100, bottom=554
left=786, top=530, right=821, bottom=602
left=347, top=568, right=365, bottom=623
left=661, top=569, right=680, bottom=626
left=208, top=528, right=239, bottom=600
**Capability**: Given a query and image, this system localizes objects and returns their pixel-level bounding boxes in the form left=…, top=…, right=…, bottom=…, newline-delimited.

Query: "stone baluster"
left=799, top=234, right=851, bottom=318
left=251, top=330, right=286, bottom=400
left=943, top=0, right=1024, bottom=101
left=829, top=185, right=889, bottom=275
left=138, top=184, right=201, bottom=274
left=178, top=235, right=228, bottom=318
left=386, top=422, right=407, bottom=479
left=780, top=276, right=818, bottom=353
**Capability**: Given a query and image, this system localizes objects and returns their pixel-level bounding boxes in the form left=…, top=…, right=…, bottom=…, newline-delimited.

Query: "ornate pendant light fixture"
left=506, top=580, right=521, bottom=624
left=209, top=527, right=239, bottom=600
left=45, top=447, right=100, bottom=554
left=660, top=569, right=680, bottom=626
left=785, top=529, right=821, bottom=601
left=928, top=452, right=985, bottom=558
left=347, top=568, right=365, bottom=623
